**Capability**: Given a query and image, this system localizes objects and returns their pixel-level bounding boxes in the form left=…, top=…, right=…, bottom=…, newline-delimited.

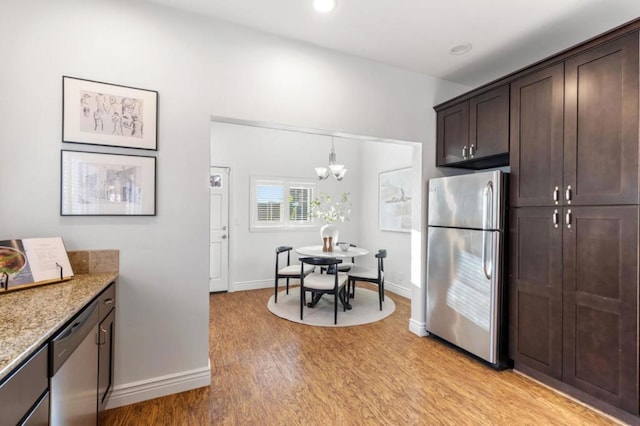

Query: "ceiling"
left=140, top=0, right=640, bottom=87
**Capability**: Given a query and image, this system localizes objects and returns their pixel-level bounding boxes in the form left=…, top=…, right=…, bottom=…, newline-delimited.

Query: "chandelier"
left=315, top=137, right=347, bottom=181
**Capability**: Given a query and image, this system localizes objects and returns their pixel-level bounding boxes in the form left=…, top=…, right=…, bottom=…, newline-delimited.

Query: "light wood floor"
left=102, top=285, right=622, bottom=425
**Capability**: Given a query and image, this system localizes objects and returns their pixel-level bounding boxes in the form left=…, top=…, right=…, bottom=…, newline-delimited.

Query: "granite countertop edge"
left=0, top=272, right=118, bottom=382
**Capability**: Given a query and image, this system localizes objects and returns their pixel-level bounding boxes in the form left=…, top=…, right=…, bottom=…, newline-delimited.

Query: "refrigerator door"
left=426, top=226, right=501, bottom=363
left=428, top=171, right=504, bottom=230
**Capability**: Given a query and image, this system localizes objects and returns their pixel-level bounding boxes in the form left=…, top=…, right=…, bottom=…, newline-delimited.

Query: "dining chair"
left=347, top=249, right=387, bottom=310
left=299, top=257, right=349, bottom=324
left=274, top=246, right=314, bottom=303
left=335, top=242, right=358, bottom=272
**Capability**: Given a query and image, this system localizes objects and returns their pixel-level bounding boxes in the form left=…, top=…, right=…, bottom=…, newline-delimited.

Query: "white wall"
left=357, top=141, right=415, bottom=297
left=0, top=0, right=469, bottom=407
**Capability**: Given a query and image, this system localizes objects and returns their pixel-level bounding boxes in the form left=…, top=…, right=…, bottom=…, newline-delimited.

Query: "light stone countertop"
left=0, top=272, right=117, bottom=382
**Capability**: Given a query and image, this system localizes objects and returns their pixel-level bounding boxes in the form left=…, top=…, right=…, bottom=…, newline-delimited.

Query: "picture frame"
left=62, top=76, right=158, bottom=150
left=61, top=150, right=156, bottom=216
left=379, top=167, right=412, bottom=233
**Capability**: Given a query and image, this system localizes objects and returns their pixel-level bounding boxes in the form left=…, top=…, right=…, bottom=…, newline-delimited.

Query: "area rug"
left=267, top=286, right=395, bottom=327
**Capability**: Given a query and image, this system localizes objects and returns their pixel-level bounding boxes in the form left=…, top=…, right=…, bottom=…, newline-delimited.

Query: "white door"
left=209, top=166, right=229, bottom=292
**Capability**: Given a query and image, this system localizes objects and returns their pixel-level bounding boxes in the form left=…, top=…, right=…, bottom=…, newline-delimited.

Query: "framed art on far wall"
left=61, top=150, right=156, bottom=216
left=379, top=167, right=412, bottom=233
left=62, top=76, right=158, bottom=150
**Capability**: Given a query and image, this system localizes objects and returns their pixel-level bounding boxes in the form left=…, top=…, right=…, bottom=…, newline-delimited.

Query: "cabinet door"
left=564, top=33, right=639, bottom=207
left=562, top=206, right=638, bottom=413
left=469, top=84, right=509, bottom=160
left=510, top=64, right=564, bottom=207
left=509, top=207, right=563, bottom=378
left=436, top=101, right=469, bottom=166
left=98, top=308, right=115, bottom=411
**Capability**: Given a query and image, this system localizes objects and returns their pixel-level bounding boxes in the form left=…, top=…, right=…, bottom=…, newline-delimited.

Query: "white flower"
left=310, top=192, right=351, bottom=224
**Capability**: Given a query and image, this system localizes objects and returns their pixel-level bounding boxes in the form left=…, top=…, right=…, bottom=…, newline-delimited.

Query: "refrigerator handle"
left=482, top=230, right=492, bottom=280
left=483, top=181, right=494, bottom=230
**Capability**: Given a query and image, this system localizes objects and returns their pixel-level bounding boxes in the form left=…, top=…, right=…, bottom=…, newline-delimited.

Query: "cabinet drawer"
left=0, top=345, right=48, bottom=425
left=98, top=282, right=116, bottom=321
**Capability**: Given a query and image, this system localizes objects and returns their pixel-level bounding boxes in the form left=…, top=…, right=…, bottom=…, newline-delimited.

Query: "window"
left=251, top=177, right=315, bottom=230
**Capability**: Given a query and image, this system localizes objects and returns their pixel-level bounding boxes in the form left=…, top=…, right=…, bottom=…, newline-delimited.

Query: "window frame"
left=250, top=176, right=316, bottom=231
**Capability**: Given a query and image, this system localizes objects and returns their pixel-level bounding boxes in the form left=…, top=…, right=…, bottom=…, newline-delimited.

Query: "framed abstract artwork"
left=61, top=150, right=156, bottom=216
left=379, top=167, right=412, bottom=233
left=62, top=76, right=158, bottom=150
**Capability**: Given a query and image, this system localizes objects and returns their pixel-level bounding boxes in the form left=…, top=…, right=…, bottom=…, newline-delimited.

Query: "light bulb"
left=314, top=0, right=337, bottom=13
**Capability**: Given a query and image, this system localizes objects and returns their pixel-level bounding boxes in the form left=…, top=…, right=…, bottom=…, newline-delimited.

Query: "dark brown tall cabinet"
left=509, top=31, right=640, bottom=417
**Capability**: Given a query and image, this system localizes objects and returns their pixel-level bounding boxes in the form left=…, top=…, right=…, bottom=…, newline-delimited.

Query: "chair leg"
left=286, top=277, right=290, bottom=295
left=334, top=291, right=338, bottom=324
left=300, top=286, right=305, bottom=320
left=378, top=282, right=383, bottom=311
left=274, top=277, right=279, bottom=303
left=342, top=287, right=346, bottom=312
left=351, top=280, right=356, bottom=298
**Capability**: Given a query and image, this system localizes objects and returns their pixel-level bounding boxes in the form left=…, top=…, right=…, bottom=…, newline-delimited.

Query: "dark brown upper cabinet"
left=511, top=32, right=639, bottom=208
left=510, top=63, right=565, bottom=207
left=564, top=33, right=639, bottom=207
left=436, top=101, right=469, bottom=165
left=436, top=84, right=509, bottom=169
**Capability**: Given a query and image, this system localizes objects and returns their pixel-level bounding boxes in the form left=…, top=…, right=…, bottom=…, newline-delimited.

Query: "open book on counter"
left=0, top=237, right=74, bottom=292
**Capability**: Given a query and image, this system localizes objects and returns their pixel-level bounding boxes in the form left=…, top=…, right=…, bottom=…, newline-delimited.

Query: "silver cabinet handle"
left=469, top=144, right=475, bottom=158
left=462, top=146, right=467, bottom=160
left=565, top=185, right=572, bottom=204
left=103, top=298, right=114, bottom=306
left=553, top=187, right=559, bottom=205
left=565, top=209, right=572, bottom=228
left=553, top=209, right=559, bottom=228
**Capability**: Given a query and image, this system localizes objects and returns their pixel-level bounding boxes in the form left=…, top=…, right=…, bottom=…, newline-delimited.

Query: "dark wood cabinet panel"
left=510, top=64, right=564, bottom=207
left=436, top=84, right=509, bottom=168
left=98, top=308, right=115, bottom=410
left=509, top=207, right=563, bottom=378
left=436, top=101, right=469, bottom=166
left=564, top=33, right=639, bottom=206
left=562, top=206, right=638, bottom=413
left=469, top=84, right=509, bottom=160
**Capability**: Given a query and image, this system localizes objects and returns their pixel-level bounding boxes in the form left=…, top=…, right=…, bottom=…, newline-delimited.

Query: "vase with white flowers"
left=310, top=192, right=351, bottom=251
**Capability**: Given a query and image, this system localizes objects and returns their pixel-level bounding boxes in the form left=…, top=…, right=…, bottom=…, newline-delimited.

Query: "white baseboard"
left=105, top=361, right=211, bottom=409
left=383, top=281, right=411, bottom=299
left=408, top=318, right=428, bottom=337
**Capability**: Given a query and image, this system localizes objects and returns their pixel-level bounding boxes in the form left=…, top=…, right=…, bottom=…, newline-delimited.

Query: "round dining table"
left=295, top=245, right=369, bottom=258
left=295, top=245, right=370, bottom=310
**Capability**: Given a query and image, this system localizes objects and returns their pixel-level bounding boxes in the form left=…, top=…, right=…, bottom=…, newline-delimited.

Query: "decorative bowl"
left=337, top=243, right=350, bottom=252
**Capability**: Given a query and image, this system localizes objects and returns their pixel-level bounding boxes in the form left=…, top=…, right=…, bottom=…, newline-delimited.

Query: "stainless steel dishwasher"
left=50, top=299, right=99, bottom=426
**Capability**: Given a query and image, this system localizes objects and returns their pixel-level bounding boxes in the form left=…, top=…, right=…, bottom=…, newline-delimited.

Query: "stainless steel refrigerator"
left=426, top=170, right=508, bottom=367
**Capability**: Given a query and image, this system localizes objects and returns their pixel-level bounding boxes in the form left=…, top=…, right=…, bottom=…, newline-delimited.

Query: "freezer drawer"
left=426, top=226, right=502, bottom=363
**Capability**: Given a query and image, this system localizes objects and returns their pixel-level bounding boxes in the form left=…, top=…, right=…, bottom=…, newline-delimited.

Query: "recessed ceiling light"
left=314, top=0, right=337, bottom=13
left=449, top=43, right=472, bottom=55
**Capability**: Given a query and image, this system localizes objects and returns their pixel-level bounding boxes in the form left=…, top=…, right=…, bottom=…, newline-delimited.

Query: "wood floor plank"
left=102, top=285, right=623, bottom=425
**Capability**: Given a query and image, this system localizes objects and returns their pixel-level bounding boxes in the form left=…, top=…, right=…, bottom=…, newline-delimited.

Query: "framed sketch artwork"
left=61, top=150, right=156, bottom=216
left=62, top=76, right=158, bottom=150
left=379, top=167, right=412, bottom=233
